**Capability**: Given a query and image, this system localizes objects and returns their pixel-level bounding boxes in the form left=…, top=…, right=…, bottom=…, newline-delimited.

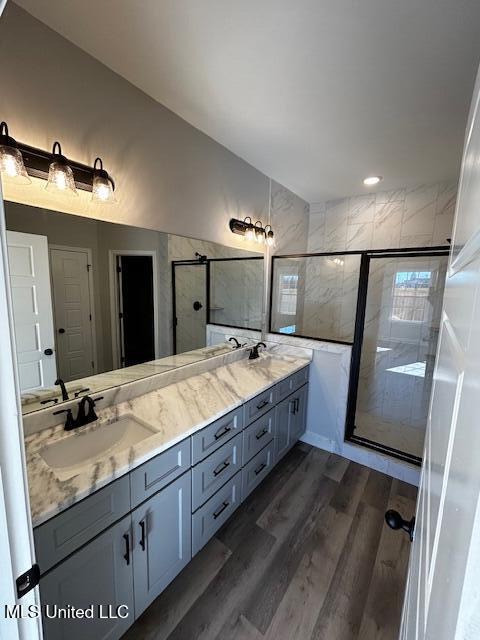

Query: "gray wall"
left=0, top=4, right=296, bottom=250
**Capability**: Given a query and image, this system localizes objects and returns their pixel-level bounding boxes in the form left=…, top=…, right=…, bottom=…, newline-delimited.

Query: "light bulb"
left=245, top=226, right=255, bottom=241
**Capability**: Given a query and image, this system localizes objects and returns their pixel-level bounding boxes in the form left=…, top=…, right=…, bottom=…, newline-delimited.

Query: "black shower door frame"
left=344, top=246, right=450, bottom=466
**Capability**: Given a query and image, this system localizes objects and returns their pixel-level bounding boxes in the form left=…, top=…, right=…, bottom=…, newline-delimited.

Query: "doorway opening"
left=110, top=251, right=159, bottom=368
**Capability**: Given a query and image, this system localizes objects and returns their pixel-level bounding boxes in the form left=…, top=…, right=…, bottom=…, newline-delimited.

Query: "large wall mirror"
left=4, top=202, right=264, bottom=415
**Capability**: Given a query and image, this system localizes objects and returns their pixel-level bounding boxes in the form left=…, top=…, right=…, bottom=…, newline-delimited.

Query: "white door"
left=401, top=65, right=480, bottom=639
left=6, top=231, right=57, bottom=392
left=50, top=248, right=94, bottom=382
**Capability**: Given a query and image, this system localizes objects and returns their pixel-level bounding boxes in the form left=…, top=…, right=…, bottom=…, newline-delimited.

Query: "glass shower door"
left=351, top=252, right=449, bottom=462
left=173, top=263, right=207, bottom=354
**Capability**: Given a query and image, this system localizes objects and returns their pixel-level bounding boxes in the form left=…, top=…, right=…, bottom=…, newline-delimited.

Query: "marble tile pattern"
left=25, top=350, right=311, bottom=527
left=308, top=181, right=457, bottom=253
left=270, top=180, right=310, bottom=254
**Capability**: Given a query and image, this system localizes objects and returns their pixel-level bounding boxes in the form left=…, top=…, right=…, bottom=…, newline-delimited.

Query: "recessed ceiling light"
left=363, top=175, right=383, bottom=186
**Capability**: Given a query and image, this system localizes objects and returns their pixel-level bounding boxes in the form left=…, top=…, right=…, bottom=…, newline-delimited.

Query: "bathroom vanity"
left=28, top=354, right=309, bottom=640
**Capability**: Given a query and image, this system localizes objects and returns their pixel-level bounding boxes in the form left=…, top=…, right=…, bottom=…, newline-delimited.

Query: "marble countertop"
left=20, top=343, right=237, bottom=415
left=26, top=352, right=311, bottom=528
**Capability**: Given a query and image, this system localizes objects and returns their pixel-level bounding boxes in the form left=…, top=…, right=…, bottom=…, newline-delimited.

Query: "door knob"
left=385, top=509, right=415, bottom=542
left=58, top=328, right=65, bottom=334
left=193, top=301, right=203, bottom=311
left=44, top=348, right=54, bottom=356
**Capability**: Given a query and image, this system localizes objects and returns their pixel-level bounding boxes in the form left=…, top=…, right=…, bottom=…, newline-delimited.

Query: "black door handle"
left=44, top=348, right=53, bottom=356
left=139, top=519, right=146, bottom=552
left=385, top=510, right=415, bottom=542
left=123, top=533, right=130, bottom=565
left=58, top=328, right=65, bottom=334
left=193, top=301, right=203, bottom=311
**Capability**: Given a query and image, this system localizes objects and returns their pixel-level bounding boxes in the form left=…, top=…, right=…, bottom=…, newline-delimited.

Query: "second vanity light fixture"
left=229, top=216, right=275, bottom=247
left=0, top=121, right=116, bottom=203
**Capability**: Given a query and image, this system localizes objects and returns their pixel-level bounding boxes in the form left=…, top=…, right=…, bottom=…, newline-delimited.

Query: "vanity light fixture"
left=363, top=175, right=382, bottom=186
left=0, top=121, right=117, bottom=200
left=229, top=217, right=274, bottom=246
left=46, top=142, right=78, bottom=195
left=0, top=122, right=31, bottom=184
left=92, top=157, right=115, bottom=203
left=265, top=225, right=275, bottom=247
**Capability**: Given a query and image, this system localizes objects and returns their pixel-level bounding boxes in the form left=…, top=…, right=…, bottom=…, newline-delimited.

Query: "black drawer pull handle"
left=254, top=462, right=267, bottom=476
left=123, top=533, right=130, bottom=565
left=139, top=519, right=146, bottom=551
left=214, top=425, right=232, bottom=441
left=213, top=460, right=231, bottom=477
left=256, top=427, right=269, bottom=440
left=289, top=400, right=295, bottom=414
left=256, top=399, right=269, bottom=410
left=295, top=398, right=300, bottom=413
left=213, top=501, right=230, bottom=519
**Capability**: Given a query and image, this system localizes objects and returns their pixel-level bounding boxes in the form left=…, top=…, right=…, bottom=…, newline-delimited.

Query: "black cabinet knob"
left=385, top=509, right=415, bottom=542
left=58, top=328, right=65, bottom=334
left=44, top=348, right=53, bottom=356
left=193, top=300, right=203, bottom=311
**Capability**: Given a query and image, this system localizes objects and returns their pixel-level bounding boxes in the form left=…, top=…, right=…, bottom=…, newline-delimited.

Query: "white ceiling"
left=13, top=0, right=480, bottom=202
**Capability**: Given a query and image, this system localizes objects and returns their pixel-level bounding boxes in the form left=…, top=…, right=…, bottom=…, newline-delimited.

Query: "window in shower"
left=345, top=250, right=449, bottom=464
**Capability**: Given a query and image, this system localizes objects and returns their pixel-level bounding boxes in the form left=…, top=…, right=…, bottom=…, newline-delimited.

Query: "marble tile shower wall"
left=295, top=181, right=457, bottom=342
left=270, top=179, right=310, bottom=254
left=307, top=181, right=457, bottom=253
left=210, top=260, right=263, bottom=329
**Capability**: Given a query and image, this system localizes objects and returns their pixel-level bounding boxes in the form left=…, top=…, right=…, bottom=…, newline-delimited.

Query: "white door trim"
left=48, top=244, right=98, bottom=374
left=0, top=186, right=42, bottom=638
left=108, top=249, right=159, bottom=369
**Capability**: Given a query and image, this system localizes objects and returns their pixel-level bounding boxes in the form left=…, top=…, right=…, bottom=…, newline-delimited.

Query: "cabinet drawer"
left=130, top=439, right=191, bottom=508
left=243, top=387, right=276, bottom=426
left=191, top=406, right=243, bottom=464
left=242, top=409, right=275, bottom=465
left=192, top=471, right=241, bottom=556
left=241, top=440, right=275, bottom=501
left=276, top=366, right=310, bottom=402
left=192, top=433, right=242, bottom=511
left=34, top=475, right=130, bottom=574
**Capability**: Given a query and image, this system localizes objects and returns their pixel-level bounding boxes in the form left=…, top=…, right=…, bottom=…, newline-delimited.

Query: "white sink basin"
left=40, top=414, right=156, bottom=481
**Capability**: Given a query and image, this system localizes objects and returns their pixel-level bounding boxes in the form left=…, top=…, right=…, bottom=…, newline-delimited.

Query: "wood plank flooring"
left=124, top=444, right=416, bottom=640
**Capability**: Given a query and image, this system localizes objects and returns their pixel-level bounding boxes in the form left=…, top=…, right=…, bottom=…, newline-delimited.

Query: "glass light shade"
left=266, top=231, right=275, bottom=247
left=245, top=225, right=255, bottom=241
left=255, top=227, right=265, bottom=243
left=0, top=144, right=31, bottom=184
left=46, top=160, right=78, bottom=195
left=92, top=173, right=115, bottom=203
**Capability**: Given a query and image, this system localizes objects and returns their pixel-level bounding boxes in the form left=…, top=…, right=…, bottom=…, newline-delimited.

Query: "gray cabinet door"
left=40, top=514, right=134, bottom=640
left=290, top=384, right=308, bottom=443
left=132, top=471, right=192, bottom=617
left=274, top=394, right=294, bottom=463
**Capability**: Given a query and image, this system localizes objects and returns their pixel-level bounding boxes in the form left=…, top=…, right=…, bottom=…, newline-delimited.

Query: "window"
left=277, top=273, right=298, bottom=315
left=392, top=271, right=432, bottom=322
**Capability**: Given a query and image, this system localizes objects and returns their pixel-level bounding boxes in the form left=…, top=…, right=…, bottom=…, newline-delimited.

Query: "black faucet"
left=55, top=378, right=69, bottom=401
left=249, top=342, right=267, bottom=360
left=228, top=337, right=241, bottom=349
left=53, top=394, right=104, bottom=431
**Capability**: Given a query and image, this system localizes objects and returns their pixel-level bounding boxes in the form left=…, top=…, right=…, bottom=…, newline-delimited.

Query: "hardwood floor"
left=124, top=444, right=417, bottom=640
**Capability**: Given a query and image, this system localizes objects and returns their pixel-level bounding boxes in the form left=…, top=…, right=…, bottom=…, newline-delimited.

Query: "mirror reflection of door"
left=6, top=231, right=57, bottom=392
left=50, top=247, right=95, bottom=382
left=173, top=263, right=207, bottom=354
left=116, top=254, right=156, bottom=367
